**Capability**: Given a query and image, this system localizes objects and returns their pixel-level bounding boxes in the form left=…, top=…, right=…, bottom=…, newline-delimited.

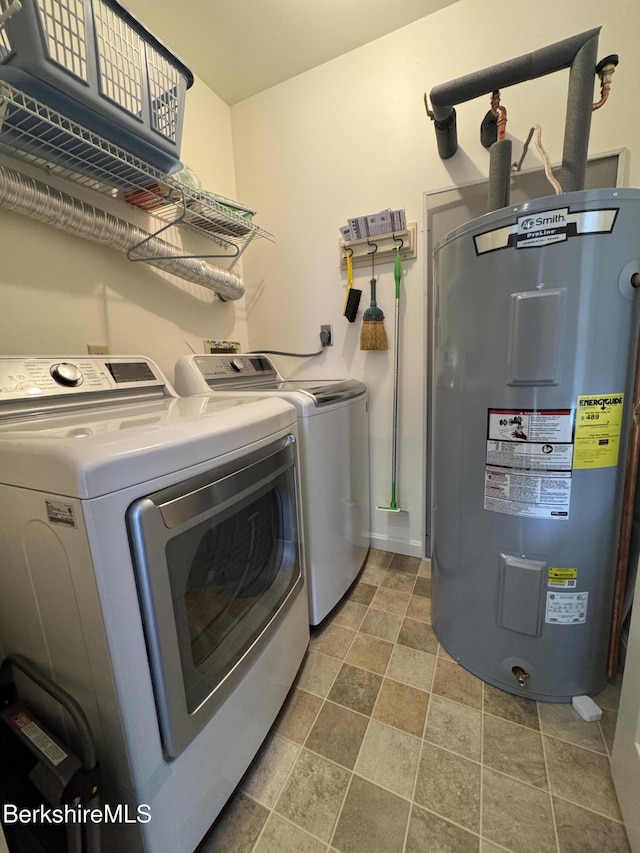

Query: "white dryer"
left=175, top=354, right=371, bottom=625
left=0, top=356, right=309, bottom=853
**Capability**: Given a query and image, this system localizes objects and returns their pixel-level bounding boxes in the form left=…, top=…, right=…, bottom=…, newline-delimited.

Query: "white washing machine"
left=0, top=356, right=309, bottom=853
left=175, top=354, right=371, bottom=625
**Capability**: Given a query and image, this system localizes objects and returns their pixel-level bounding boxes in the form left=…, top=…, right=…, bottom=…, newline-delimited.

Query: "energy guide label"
left=484, top=408, right=574, bottom=519
left=574, top=393, right=624, bottom=469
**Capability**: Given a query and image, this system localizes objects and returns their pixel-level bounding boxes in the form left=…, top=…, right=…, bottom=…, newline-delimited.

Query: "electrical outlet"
left=87, top=344, right=109, bottom=355
left=320, top=325, right=333, bottom=346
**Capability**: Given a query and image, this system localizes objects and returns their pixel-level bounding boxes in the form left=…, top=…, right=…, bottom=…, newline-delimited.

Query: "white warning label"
left=545, top=591, right=589, bottom=625
left=45, top=499, right=76, bottom=527
left=487, top=409, right=573, bottom=444
left=484, top=469, right=571, bottom=519
left=11, top=711, right=68, bottom=766
left=486, top=441, right=573, bottom=471
left=485, top=408, right=574, bottom=518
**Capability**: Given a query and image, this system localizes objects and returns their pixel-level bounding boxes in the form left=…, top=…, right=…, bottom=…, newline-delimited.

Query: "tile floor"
left=198, top=549, right=630, bottom=853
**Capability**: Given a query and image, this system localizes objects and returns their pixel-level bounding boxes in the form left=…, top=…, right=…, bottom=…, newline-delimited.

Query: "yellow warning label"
left=548, top=567, right=578, bottom=588
left=574, top=394, right=624, bottom=469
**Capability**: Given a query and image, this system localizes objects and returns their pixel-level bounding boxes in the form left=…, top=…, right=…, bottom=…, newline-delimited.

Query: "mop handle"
left=391, top=288, right=400, bottom=486
left=391, top=249, right=402, bottom=487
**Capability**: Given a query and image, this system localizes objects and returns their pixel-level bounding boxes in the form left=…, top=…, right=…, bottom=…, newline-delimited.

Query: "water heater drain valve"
left=511, top=666, right=530, bottom=688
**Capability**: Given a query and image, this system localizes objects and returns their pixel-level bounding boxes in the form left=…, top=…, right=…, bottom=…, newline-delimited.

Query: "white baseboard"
left=369, top=534, right=424, bottom=559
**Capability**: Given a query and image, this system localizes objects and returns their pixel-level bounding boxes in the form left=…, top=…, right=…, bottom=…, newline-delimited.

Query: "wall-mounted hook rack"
left=339, top=223, right=417, bottom=269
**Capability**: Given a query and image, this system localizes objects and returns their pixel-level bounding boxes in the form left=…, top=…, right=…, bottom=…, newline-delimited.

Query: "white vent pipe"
left=0, top=164, right=245, bottom=300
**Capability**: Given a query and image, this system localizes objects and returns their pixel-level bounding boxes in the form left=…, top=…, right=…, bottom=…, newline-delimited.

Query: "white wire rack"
left=0, top=82, right=275, bottom=258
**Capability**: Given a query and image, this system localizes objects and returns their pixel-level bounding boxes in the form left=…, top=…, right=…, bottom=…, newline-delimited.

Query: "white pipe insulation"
left=0, top=163, right=245, bottom=300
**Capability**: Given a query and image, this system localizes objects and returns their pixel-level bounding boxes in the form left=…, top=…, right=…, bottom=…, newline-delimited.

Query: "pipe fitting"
left=512, top=665, right=530, bottom=688
left=593, top=65, right=616, bottom=110
left=593, top=54, right=619, bottom=111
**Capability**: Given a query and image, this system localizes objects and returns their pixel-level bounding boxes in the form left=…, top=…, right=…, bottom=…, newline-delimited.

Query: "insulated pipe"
left=428, top=27, right=601, bottom=191
left=558, top=33, right=599, bottom=192
left=431, top=107, right=458, bottom=160
left=0, top=164, right=245, bottom=300
left=487, top=138, right=512, bottom=212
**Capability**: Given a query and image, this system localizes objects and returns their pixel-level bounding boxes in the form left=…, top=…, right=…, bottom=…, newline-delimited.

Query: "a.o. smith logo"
left=517, top=208, right=568, bottom=235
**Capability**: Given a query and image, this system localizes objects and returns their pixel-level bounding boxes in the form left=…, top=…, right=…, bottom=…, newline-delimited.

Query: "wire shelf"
left=0, top=82, right=275, bottom=248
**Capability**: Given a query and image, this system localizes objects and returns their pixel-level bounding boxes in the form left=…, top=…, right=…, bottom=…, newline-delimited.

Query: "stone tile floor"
left=198, top=549, right=630, bottom=853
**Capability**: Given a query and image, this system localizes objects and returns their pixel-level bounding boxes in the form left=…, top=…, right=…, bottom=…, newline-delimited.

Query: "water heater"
left=432, top=188, right=640, bottom=701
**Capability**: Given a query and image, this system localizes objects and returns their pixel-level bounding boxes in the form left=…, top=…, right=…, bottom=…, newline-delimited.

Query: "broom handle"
left=370, top=277, right=378, bottom=305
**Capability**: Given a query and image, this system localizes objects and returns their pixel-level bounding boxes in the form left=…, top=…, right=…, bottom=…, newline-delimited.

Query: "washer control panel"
left=0, top=357, right=164, bottom=401
left=194, top=354, right=279, bottom=384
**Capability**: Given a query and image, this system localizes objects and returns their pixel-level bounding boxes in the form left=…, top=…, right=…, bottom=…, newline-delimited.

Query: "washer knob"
left=51, top=362, right=83, bottom=387
left=230, top=358, right=245, bottom=373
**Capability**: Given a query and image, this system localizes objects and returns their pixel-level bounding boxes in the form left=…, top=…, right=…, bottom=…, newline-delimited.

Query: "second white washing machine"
left=175, top=354, right=370, bottom=625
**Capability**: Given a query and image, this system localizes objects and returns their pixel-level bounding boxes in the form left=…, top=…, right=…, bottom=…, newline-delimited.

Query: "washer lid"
left=174, top=354, right=367, bottom=406
left=0, top=395, right=297, bottom=498
left=217, top=378, right=367, bottom=405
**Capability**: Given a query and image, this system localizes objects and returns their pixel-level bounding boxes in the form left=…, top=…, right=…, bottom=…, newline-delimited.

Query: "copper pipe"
left=496, top=106, right=508, bottom=140
left=593, top=63, right=615, bottom=111
left=607, top=334, right=640, bottom=679
left=490, top=90, right=508, bottom=140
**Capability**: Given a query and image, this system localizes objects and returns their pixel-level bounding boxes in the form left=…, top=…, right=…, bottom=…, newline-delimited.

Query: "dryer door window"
left=127, top=434, right=304, bottom=758
left=166, top=468, right=298, bottom=711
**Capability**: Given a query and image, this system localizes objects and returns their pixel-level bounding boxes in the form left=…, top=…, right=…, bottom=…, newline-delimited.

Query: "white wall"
left=231, top=0, right=640, bottom=556
left=0, top=76, right=249, bottom=384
